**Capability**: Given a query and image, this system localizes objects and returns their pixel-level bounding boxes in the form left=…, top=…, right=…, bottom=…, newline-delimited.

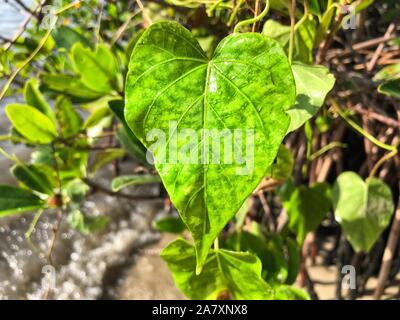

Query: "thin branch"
left=351, top=104, right=400, bottom=128
left=252, top=0, right=261, bottom=32
left=367, top=23, right=397, bottom=72
left=14, top=0, right=36, bottom=16
left=375, top=196, right=400, bottom=298
left=316, top=0, right=346, bottom=64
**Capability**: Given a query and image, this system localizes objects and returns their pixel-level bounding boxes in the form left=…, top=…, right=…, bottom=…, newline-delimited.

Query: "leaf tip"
left=195, top=264, right=203, bottom=276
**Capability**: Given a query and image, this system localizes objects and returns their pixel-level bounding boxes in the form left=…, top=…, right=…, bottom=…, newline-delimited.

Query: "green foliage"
left=332, top=172, right=394, bottom=252
left=5, top=104, right=58, bottom=144
left=153, top=216, right=186, bottom=233
left=0, top=0, right=396, bottom=301
left=225, top=230, right=300, bottom=285
left=161, top=239, right=274, bottom=299
left=267, top=145, right=294, bottom=181
left=41, top=74, right=107, bottom=101
left=55, top=96, right=83, bottom=138
left=11, top=164, right=54, bottom=195
left=263, top=17, right=316, bottom=64
left=125, top=21, right=295, bottom=273
left=279, top=179, right=331, bottom=243
left=71, top=43, right=120, bottom=94
left=90, top=148, right=125, bottom=175
left=111, top=174, right=161, bottom=192
left=52, top=25, right=92, bottom=50
left=378, top=79, right=400, bottom=99
left=24, top=78, right=56, bottom=125
left=109, top=99, right=148, bottom=164
left=0, top=185, right=45, bottom=217
left=67, top=210, right=109, bottom=235
left=373, top=64, right=400, bottom=81
left=286, top=63, right=335, bottom=132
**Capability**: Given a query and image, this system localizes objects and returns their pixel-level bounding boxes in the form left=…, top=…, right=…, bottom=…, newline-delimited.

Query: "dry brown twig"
left=367, top=23, right=397, bottom=72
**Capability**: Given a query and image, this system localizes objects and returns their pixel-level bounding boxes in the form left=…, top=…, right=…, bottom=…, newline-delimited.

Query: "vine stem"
left=252, top=0, right=261, bottom=32
left=227, top=0, right=245, bottom=26
left=369, top=149, right=398, bottom=179
left=330, top=99, right=397, bottom=152
left=309, top=141, right=347, bottom=161
left=233, top=0, right=270, bottom=33
left=288, top=0, right=296, bottom=64
left=135, top=0, right=152, bottom=28
left=294, top=0, right=309, bottom=32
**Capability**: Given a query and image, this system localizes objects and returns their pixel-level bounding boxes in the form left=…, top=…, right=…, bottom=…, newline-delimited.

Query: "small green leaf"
left=52, top=26, right=92, bottom=50
left=378, top=79, right=400, bottom=98
left=55, top=96, right=83, bottom=138
left=11, top=164, right=54, bottom=195
left=24, top=78, right=56, bottom=125
left=109, top=99, right=148, bottom=164
left=111, top=174, right=161, bottom=191
left=153, top=215, right=186, bottom=233
left=308, top=0, right=321, bottom=16
left=314, top=5, right=336, bottom=47
left=71, top=43, right=118, bottom=93
left=161, top=239, right=274, bottom=300
left=116, top=126, right=148, bottom=164
left=274, top=285, right=310, bottom=300
left=373, top=64, right=400, bottom=82
left=63, top=179, right=90, bottom=203
left=90, top=148, right=125, bottom=175
left=41, top=74, right=106, bottom=101
left=226, top=231, right=289, bottom=283
left=126, top=21, right=295, bottom=272
left=83, top=105, right=110, bottom=129
left=67, top=210, right=108, bottom=234
left=263, top=18, right=316, bottom=64
left=286, top=63, right=335, bottom=132
left=268, top=145, right=294, bottom=180
left=332, top=172, right=394, bottom=252
left=5, top=104, right=58, bottom=144
left=280, top=181, right=331, bottom=243
left=0, top=185, right=45, bottom=217
left=285, top=237, right=300, bottom=285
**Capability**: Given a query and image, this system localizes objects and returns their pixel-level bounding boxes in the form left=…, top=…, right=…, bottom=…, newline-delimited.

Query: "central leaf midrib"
left=202, top=61, right=213, bottom=235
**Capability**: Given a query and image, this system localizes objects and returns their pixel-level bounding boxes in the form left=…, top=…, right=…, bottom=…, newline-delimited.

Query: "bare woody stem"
left=374, top=202, right=400, bottom=299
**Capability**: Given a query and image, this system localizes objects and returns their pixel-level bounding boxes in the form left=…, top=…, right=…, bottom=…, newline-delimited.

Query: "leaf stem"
left=294, top=0, right=309, bottom=32
left=233, top=0, right=270, bottom=33
left=330, top=99, right=397, bottom=152
left=228, top=0, right=245, bottom=27
left=310, top=141, right=347, bottom=161
left=369, top=149, right=398, bottom=179
left=25, top=209, right=44, bottom=239
left=214, top=237, right=220, bottom=251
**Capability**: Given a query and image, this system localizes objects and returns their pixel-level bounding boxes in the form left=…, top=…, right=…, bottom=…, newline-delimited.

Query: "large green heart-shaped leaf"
left=125, top=21, right=295, bottom=272
left=161, top=239, right=274, bottom=300
left=332, top=172, right=394, bottom=252
left=286, top=63, right=335, bottom=132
